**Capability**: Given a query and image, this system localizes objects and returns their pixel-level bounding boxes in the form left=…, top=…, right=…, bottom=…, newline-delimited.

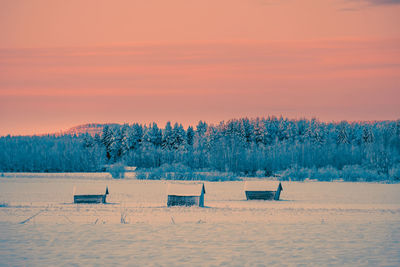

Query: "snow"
left=0, top=175, right=399, bottom=266
left=1, top=172, right=137, bottom=179
left=244, top=180, right=281, bottom=191
left=73, top=184, right=108, bottom=196
left=167, top=183, right=204, bottom=196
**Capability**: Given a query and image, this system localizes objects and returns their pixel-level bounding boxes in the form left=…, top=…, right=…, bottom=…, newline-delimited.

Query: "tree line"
left=1, top=117, right=399, bottom=181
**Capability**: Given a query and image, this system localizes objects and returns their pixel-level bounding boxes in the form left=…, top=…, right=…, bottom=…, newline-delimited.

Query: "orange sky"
left=0, top=0, right=399, bottom=135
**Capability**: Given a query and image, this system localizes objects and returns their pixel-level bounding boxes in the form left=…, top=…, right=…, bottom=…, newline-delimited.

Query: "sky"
left=0, top=0, right=399, bottom=135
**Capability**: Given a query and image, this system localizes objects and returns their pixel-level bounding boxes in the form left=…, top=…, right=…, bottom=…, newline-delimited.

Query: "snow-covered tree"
left=186, top=126, right=194, bottom=146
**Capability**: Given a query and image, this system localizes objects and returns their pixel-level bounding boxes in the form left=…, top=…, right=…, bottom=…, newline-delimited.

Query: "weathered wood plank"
left=167, top=195, right=200, bottom=207
left=245, top=191, right=276, bottom=200
left=245, top=182, right=283, bottom=201
left=167, top=183, right=205, bottom=207
left=74, top=194, right=106, bottom=204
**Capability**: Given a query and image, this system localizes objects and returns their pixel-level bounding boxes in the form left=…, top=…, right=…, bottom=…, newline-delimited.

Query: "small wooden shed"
left=73, top=186, right=109, bottom=204
left=124, top=166, right=137, bottom=172
left=167, top=183, right=206, bottom=207
left=244, top=181, right=283, bottom=200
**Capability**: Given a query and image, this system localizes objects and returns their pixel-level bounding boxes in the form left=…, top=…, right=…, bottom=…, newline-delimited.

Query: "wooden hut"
left=244, top=181, right=283, bottom=200
left=124, top=166, right=137, bottom=172
left=167, top=183, right=206, bottom=207
left=73, top=186, right=109, bottom=204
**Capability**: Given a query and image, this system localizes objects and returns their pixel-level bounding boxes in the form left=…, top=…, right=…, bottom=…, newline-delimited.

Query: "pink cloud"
left=0, top=38, right=399, bottom=135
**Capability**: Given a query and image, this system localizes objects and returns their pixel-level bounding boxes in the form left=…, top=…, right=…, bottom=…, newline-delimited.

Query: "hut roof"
left=73, top=185, right=109, bottom=196
left=167, top=183, right=205, bottom=196
left=244, top=181, right=281, bottom=191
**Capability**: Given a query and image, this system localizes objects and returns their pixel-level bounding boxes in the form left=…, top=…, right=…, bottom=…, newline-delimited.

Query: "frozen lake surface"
left=0, top=175, right=399, bottom=266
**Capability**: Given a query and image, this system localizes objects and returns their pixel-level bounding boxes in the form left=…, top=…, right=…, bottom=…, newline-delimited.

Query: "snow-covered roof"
left=167, top=183, right=205, bottom=196
left=73, top=185, right=109, bottom=196
left=244, top=181, right=281, bottom=191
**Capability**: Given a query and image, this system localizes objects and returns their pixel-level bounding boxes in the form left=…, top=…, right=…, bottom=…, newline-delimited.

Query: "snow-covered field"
left=1, top=175, right=399, bottom=266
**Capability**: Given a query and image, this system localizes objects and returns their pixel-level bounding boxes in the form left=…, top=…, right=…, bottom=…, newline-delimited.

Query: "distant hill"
left=62, top=123, right=119, bottom=136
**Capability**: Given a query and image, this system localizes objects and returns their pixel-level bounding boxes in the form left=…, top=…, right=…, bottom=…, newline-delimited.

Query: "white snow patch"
left=244, top=180, right=281, bottom=191
left=167, top=182, right=204, bottom=196
left=73, top=184, right=108, bottom=195
left=0, top=175, right=399, bottom=266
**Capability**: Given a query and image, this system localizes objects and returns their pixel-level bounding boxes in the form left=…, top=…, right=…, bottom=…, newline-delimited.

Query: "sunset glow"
left=0, top=0, right=399, bottom=135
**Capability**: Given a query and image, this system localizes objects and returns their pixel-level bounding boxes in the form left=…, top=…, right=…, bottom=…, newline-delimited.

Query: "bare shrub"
left=108, top=163, right=126, bottom=179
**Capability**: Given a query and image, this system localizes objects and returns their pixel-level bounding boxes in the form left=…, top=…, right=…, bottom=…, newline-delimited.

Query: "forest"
left=1, top=117, right=399, bottom=181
